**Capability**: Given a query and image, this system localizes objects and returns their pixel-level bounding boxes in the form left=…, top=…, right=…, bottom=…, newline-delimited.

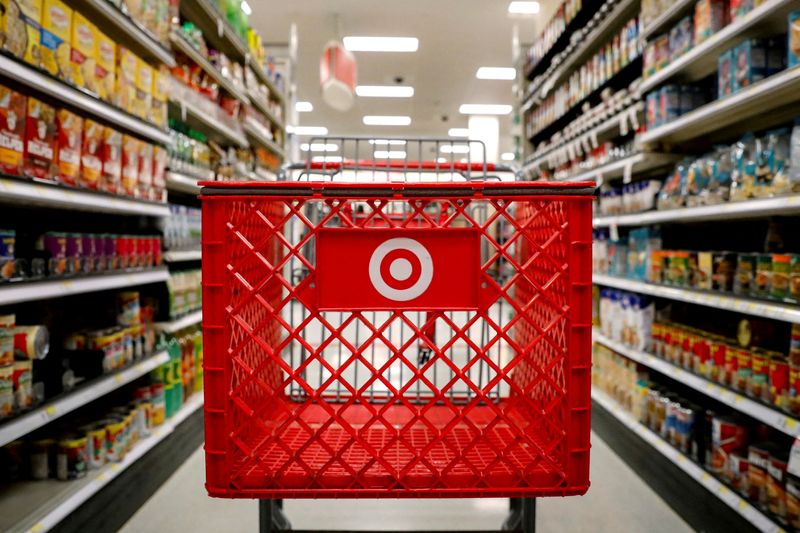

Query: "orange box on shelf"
left=80, top=119, right=103, bottom=190
left=23, top=96, right=57, bottom=180
left=102, top=126, right=122, bottom=194
left=95, top=29, right=115, bottom=102
left=0, top=85, right=26, bottom=176
left=121, top=134, right=139, bottom=197
left=55, top=108, right=82, bottom=186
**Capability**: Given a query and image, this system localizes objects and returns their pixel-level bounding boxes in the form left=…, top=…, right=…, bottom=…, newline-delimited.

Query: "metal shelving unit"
left=165, top=172, right=203, bottom=195
left=593, top=273, right=800, bottom=323
left=558, top=152, right=681, bottom=182
left=170, top=98, right=249, bottom=147
left=592, top=389, right=784, bottom=533
left=169, top=32, right=250, bottom=103
left=593, top=331, right=800, bottom=436
left=0, top=268, right=169, bottom=306
left=248, top=89, right=286, bottom=131
left=639, top=0, right=696, bottom=40
left=243, top=119, right=286, bottom=158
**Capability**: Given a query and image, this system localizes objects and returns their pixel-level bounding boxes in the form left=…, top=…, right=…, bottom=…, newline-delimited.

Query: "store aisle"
left=119, top=433, right=690, bottom=532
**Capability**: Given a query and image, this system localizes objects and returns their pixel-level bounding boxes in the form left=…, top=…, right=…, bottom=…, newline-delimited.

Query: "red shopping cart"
left=200, top=138, right=594, bottom=531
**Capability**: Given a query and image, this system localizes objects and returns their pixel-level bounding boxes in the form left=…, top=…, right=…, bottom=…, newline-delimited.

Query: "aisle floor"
left=119, top=432, right=690, bottom=532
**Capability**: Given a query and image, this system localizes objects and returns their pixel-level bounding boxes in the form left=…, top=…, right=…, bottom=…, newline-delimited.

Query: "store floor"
left=119, top=432, right=690, bottom=532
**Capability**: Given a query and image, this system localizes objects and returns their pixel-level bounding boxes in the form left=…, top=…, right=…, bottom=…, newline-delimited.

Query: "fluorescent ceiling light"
left=448, top=128, right=470, bottom=138
left=301, top=143, right=339, bottom=152
left=312, top=156, right=343, bottom=163
left=343, top=36, right=419, bottom=52
left=440, top=145, right=470, bottom=154
left=459, top=104, right=513, bottom=115
left=241, top=0, right=252, bottom=15
left=356, top=85, right=414, bottom=98
left=289, top=126, right=328, bottom=136
left=363, top=115, right=411, bottom=126
left=295, top=101, right=313, bottom=112
left=508, top=1, right=540, bottom=14
left=476, top=67, right=516, bottom=80
left=369, top=139, right=407, bottom=146
left=374, top=150, right=407, bottom=159
left=501, top=152, right=516, bottom=161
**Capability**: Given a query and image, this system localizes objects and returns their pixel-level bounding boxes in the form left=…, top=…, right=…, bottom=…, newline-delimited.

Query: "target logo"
left=315, top=228, right=481, bottom=310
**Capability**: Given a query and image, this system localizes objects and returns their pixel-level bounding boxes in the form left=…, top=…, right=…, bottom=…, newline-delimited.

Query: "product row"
left=0, top=231, right=162, bottom=282
left=166, top=270, right=201, bottom=319
left=163, top=205, right=201, bottom=252
left=549, top=140, right=637, bottom=180
left=594, top=344, right=799, bottom=527
left=523, top=0, right=584, bottom=75
left=526, top=18, right=641, bottom=138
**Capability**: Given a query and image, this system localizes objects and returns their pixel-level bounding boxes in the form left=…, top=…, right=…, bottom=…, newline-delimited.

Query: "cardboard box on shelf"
left=4, top=0, right=44, bottom=67
left=55, top=108, right=82, bottom=186
left=134, top=58, right=152, bottom=121
left=80, top=118, right=103, bottom=190
left=116, top=46, right=138, bottom=115
left=40, top=0, right=72, bottom=81
left=0, top=85, right=26, bottom=176
left=70, top=11, right=97, bottom=93
left=151, top=65, right=168, bottom=127
left=121, top=134, right=139, bottom=197
left=23, top=96, right=56, bottom=180
left=95, top=29, right=115, bottom=103
left=102, top=126, right=122, bottom=194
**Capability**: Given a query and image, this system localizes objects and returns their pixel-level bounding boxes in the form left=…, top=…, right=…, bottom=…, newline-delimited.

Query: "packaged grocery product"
left=70, top=11, right=96, bottom=92
left=30, top=438, right=53, bottom=479
left=0, top=229, right=13, bottom=280
left=658, top=85, right=681, bottom=124
left=121, top=134, right=139, bottom=196
left=718, top=49, right=734, bottom=98
left=80, top=119, right=103, bottom=189
left=790, top=11, right=800, bottom=68
left=788, top=474, right=800, bottom=529
left=134, top=58, right=152, bottom=120
left=40, top=0, right=72, bottom=80
left=654, top=34, right=670, bottom=71
left=771, top=254, right=792, bottom=300
left=56, top=434, right=88, bottom=480
left=769, top=352, right=790, bottom=406
left=729, top=0, right=753, bottom=22
left=706, top=145, right=733, bottom=203
left=13, top=325, right=49, bottom=359
left=711, top=416, right=748, bottom=474
left=733, top=39, right=768, bottom=93
left=753, top=253, right=773, bottom=298
left=768, top=450, right=789, bottom=518
left=749, top=443, right=772, bottom=504
left=0, top=331, right=11, bottom=366
left=0, top=84, right=26, bottom=176
left=152, top=144, right=166, bottom=200
left=669, top=15, right=693, bottom=60
left=657, top=160, right=689, bottom=210
left=138, top=141, right=153, bottom=198
left=1, top=0, right=43, bottom=66
left=55, top=108, right=82, bottom=186
left=711, top=252, right=736, bottom=292
left=95, top=29, right=115, bottom=102
left=756, top=129, right=791, bottom=197
left=117, top=291, right=141, bottom=326
left=151, top=65, right=168, bottom=127
left=102, top=126, right=122, bottom=194
left=694, top=0, right=726, bottom=45
left=12, top=360, right=32, bottom=410
left=65, top=232, right=83, bottom=272
left=766, top=37, right=786, bottom=76
left=23, top=96, right=56, bottom=180
left=82, top=423, right=106, bottom=468
left=0, top=364, right=12, bottom=418
left=730, top=134, right=758, bottom=201
left=116, top=46, right=138, bottom=114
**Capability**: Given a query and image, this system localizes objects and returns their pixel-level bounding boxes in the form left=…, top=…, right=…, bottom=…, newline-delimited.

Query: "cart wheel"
left=259, top=499, right=291, bottom=532
left=502, top=498, right=536, bottom=533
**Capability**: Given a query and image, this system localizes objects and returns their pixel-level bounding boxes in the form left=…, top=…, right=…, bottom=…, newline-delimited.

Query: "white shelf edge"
left=638, top=66, right=800, bottom=146
left=640, top=0, right=696, bottom=41
left=165, top=172, right=202, bottom=194
left=0, top=177, right=170, bottom=217
left=593, top=331, right=800, bottom=436
left=0, top=351, right=170, bottom=448
left=170, top=32, right=249, bottom=104
left=184, top=0, right=249, bottom=60
left=593, top=273, right=800, bottom=324
left=243, top=119, right=286, bottom=158
left=162, top=250, right=202, bottom=262
left=592, top=389, right=784, bottom=533
left=173, top=98, right=249, bottom=148
left=559, top=152, right=680, bottom=183
left=155, top=309, right=203, bottom=333
left=23, top=394, right=204, bottom=533
left=0, top=268, right=170, bottom=306
left=639, top=0, right=796, bottom=93
left=594, top=195, right=800, bottom=227
left=0, top=55, right=171, bottom=146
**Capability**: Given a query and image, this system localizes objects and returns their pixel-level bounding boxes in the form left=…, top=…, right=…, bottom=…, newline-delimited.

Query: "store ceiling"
left=249, top=0, right=552, bottom=154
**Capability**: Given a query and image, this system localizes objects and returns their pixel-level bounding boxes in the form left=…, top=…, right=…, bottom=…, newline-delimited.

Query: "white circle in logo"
left=369, top=238, right=433, bottom=302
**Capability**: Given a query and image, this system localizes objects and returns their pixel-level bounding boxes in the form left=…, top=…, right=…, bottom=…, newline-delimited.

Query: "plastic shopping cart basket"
left=201, top=138, right=594, bottom=499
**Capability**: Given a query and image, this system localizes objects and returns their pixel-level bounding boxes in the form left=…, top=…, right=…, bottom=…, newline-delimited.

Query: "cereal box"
left=55, top=108, right=82, bottom=186
left=116, top=46, right=138, bottom=114
left=23, top=96, right=56, bottom=180
left=40, top=0, right=72, bottom=81
left=718, top=48, right=734, bottom=98
left=95, top=29, right=115, bottom=102
left=733, top=39, right=767, bottom=93
left=121, top=134, right=139, bottom=197
left=2, top=0, right=44, bottom=66
left=80, top=119, right=103, bottom=189
left=790, top=11, right=800, bottom=68
left=0, top=85, right=25, bottom=176
left=70, top=11, right=96, bottom=93
left=694, top=0, right=726, bottom=45
left=134, top=58, right=152, bottom=120
left=730, top=0, right=753, bottom=23
left=102, top=126, right=122, bottom=194
left=138, top=141, right=152, bottom=198
left=151, top=65, right=168, bottom=127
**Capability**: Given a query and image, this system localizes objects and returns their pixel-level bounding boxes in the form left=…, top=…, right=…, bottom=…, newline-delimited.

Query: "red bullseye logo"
left=368, top=238, right=433, bottom=301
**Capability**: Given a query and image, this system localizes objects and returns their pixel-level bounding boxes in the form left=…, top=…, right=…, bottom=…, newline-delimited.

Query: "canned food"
left=770, top=354, right=790, bottom=408
left=65, top=234, right=84, bottom=275
left=0, top=331, right=11, bottom=366
left=0, top=440, right=24, bottom=482
left=12, top=360, right=32, bottom=411
left=83, top=423, right=106, bottom=469
left=728, top=454, right=748, bottom=494
left=712, top=252, right=736, bottom=292
left=723, top=345, right=739, bottom=387
left=734, top=347, right=752, bottom=392
left=104, top=235, right=118, bottom=270
left=748, top=349, right=769, bottom=400
left=56, top=435, right=88, bottom=481
left=150, top=383, right=166, bottom=426
left=0, top=229, right=15, bottom=280
left=772, top=254, right=792, bottom=300
left=734, top=253, right=756, bottom=295
left=30, top=438, right=54, bottom=480
left=791, top=255, right=800, bottom=302
left=104, top=417, right=126, bottom=462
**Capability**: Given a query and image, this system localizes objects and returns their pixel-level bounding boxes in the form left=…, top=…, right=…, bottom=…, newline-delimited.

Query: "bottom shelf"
left=0, top=394, right=204, bottom=533
left=592, top=389, right=784, bottom=533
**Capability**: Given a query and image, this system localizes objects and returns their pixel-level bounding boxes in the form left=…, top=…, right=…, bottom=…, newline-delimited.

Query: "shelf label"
left=45, top=405, right=57, bottom=418
left=29, top=523, right=45, bottom=533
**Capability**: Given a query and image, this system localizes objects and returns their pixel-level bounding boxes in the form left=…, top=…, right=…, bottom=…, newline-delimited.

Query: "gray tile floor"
left=119, top=433, right=691, bottom=532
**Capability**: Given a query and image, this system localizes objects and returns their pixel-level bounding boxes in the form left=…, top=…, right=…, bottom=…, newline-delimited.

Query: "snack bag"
left=707, top=145, right=733, bottom=204
left=121, top=134, right=139, bottom=197
left=70, top=11, right=96, bottom=93
left=134, top=58, right=153, bottom=120
left=116, top=46, right=138, bottom=114
left=95, top=29, right=115, bottom=102
left=754, top=129, right=791, bottom=197
left=80, top=119, right=103, bottom=189
left=0, top=85, right=25, bottom=176
left=137, top=141, right=153, bottom=199
left=55, top=108, right=81, bottom=186
left=40, top=0, right=72, bottom=81
left=102, top=126, right=122, bottom=194
left=657, top=160, right=690, bottom=210
left=730, top=134, right=758, bottom=201
left=790, top=11, right=800, bottom=68
left=23, top=96, right=56, bottom=180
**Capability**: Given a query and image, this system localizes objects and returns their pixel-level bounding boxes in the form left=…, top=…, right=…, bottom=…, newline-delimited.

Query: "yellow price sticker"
left=701, top=472, right=710, bottom=481
left=110, top=463, right=121, bottom=472
left=718, top=485, right=729, bottom=496
left=113, top=374, right=124, bottom=384
left=45, top=405, right=57, bottom=417
left=786, top=418, right=797, bottom=430
left=96, top=472, right=107, bottom=482
left=61, top=281, right=74, bottom=291
left=738, top=499, right=748, bottom=510
left=29, top=523, right=45, bottom=533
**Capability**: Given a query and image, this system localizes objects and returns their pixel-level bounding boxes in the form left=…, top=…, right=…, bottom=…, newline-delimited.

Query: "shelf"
left=532, top=0, right=640, bottom=104
left=0, top=176, right=170, bottom=217
left=0, top=394, right=203, bottom=533
left=640, top=0, right=696, bottom=41
left=249, top=58, right=286, bottom=106
left=559, top=152, right=680, bottom=183
left=593, top=273, right=800, bottom=324
left=639, top=0, right=798, bottom=93
left=156, top=309, right=202, bottom=333
left=592, top=389, right=784, bottom=533
left=0, top=53, right=171, bottom=146
left=0, top=351, right=169, bottom=449
left=179, top=0, right=249, bottom=61
left=593, top=331, right=800, bottom=437
left=243, top=119, right=286, bottom=158
left=68, top=0, right=175, bottom=67
left=638, top=66, right=800, bottom=147
left=169, top=32, right=249, bottom=104
left=169, top=98, right=249, bottom=147
left=248, top=89, right=286, bottom=131
left=165, top=171, right=202, bottom=194
left=0, top=268, right=169, bottom=306
left=162, top=249, right=202, bottom=262
left=594, top=195, right=800, bottom=227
